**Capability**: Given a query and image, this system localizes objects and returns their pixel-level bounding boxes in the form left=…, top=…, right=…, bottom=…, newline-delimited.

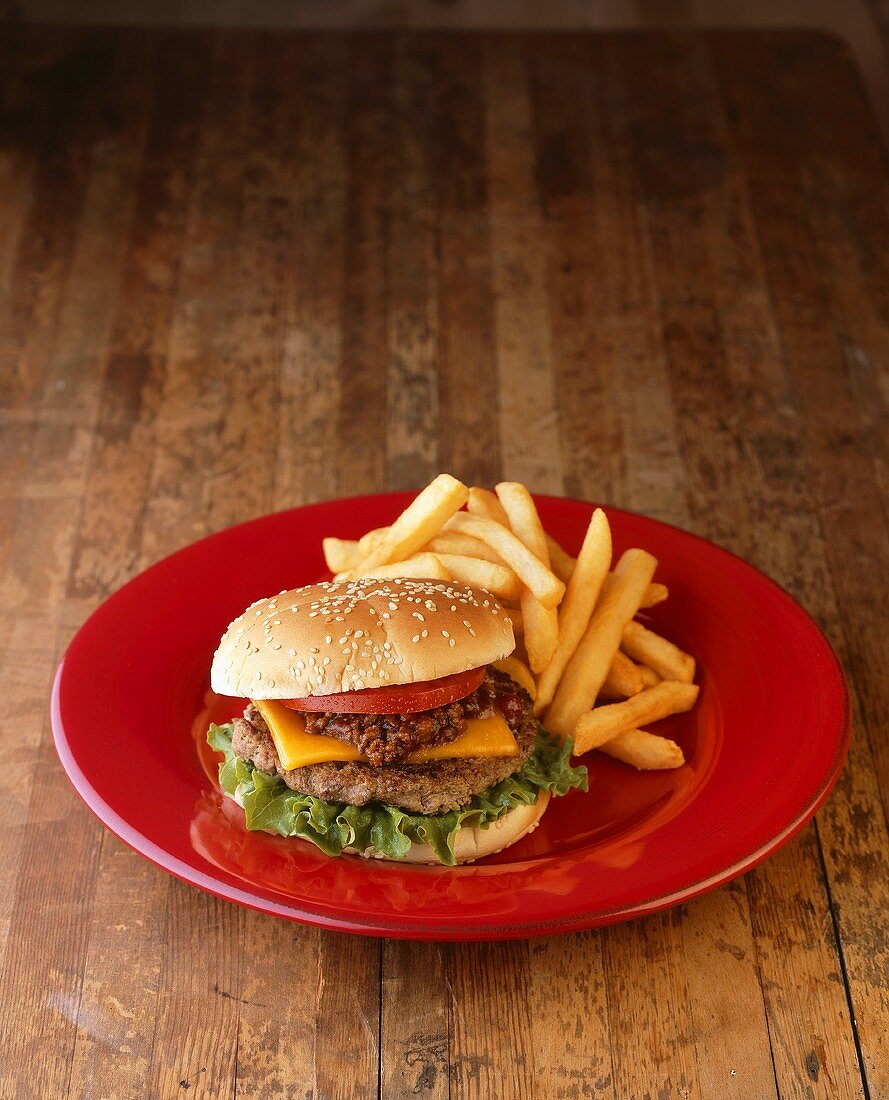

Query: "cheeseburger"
left=208, top=578, right=586, bottom=865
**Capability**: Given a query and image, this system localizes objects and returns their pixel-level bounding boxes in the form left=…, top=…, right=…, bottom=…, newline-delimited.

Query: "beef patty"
left=231, top=668, right=538, bottom=814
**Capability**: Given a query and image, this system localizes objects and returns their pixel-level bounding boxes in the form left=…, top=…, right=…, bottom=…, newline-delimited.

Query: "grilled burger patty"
left=230, top=668, right=538, bottom=814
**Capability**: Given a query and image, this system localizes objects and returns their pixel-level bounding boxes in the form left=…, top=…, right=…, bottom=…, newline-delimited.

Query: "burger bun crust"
left=211, top=578, right=515, bottom=699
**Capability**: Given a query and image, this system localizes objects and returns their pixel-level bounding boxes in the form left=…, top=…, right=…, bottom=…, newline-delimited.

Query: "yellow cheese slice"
left=252, top=699, right=519, bottom=771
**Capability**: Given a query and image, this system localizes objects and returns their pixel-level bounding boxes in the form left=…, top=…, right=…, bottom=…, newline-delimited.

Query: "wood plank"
left=335, top=33, right=391, bottom=499
left=592, top=35, right=686, bottom=522
left=529, top=34, right=620, bottom=503
left=483, top=35, right=563, bottom=494
left=525, top=931, right=613, bottom=1096
left=380, top=941, right=449, bottom=1098
left=275, top=34, right=349, bottom=510
left=385, top=32, right=441, bottom=491
left=433, top=34, right=499, bottom=487
left=449, top=942, right=537, bottom=1096
left=67, top=29, right=209, bottom=614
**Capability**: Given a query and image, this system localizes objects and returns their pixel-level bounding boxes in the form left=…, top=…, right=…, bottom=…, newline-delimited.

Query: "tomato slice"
left=280, top=665, right=486, bottom=714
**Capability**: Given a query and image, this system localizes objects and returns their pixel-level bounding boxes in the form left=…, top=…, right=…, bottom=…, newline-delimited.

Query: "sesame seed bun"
left=211, top=578, right=515, bottom=699
left=347, top=792, right=550, bottom=864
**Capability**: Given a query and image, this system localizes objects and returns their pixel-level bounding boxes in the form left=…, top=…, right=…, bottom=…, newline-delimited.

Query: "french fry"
left=493, top=655, right=536, bottom=699
left=345, top=474, right=468, bottom=577
left=424, top=531, right=506, bottom=565
left=637, top=663, right=661, bottom=689
left=322, top=527, right=389, bottom=573
left=621, top=620, right=695, bottom=683
left=639, top=582, right=669, bottom=609
left=598, top=728, right=685, bottom=770
left=436, top=554, right=522, bottom=601
left=496, top=482, right=559, bottom=673
left=573, top=681, right=699, bottom=754
left=599, top=651, right=644, bottom=700
left=545, top=534, right=576, bottom=584
left=542, top=537, right=664, bottom=607
left=544, top=548, right=657, bottom=739
left=323, top=537, right=359, bottom=573
left=447, top=513, right=565, bottom=609
left=467, top=486, right=510, bottom=525
left=535, top=508, right=612, bottom=713
left=349, top=552, right=450, bottom=582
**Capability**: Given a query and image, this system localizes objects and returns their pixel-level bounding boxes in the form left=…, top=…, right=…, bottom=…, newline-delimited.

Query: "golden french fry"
left=598, top=728, right=685, bottom=770
left=323, top=527, right=389, bottom=573
left=345, top=474, right=468, bottom=577
left=323, top=537, right=359, bottom=573
left=637, top=663, right=661, bottom=689
left=621, top=620, right=695, bottom=683
left=519, top=599, right=559, bottom=674
left=599, top=651, right=645, bottom=700
left=345, top=552, right=450, bottom=582
left=447, top=513, right=565, bottom=609
left=573, top=681, right=699, bottom=754
left=467, top=486, right=510, bottom=525
left=424, top=531, right=506, bottom=565
left=436, top=553, right=522, bottom=601
left=493, top=655, right=536, bottom=699
left=639, top=582, right=668, bottom=609
left=545, top=534, right=576, bottom=584
left=544, top=547, right=656, bottom=739
left=338, top=554, right=444, bottom=580
left=535, top=508, right=612, bottom=714
left=495, top=482, right=559, bottom=673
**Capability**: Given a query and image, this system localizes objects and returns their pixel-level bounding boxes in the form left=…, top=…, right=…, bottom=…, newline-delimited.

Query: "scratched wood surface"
left=0, top=25, right=886, bottom=1100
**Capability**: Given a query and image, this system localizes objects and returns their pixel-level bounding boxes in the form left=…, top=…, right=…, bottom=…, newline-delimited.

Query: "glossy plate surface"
left=51, top=494, right=849, bottom=940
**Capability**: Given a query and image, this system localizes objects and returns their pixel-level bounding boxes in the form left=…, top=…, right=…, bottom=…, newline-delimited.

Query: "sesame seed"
left=411, top=634, right=420, bottom=643
left=448, top=638, right=456, bottom=647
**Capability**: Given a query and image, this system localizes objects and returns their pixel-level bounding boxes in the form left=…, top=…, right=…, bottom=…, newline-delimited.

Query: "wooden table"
left=1, top=24, right=887, bottom=1100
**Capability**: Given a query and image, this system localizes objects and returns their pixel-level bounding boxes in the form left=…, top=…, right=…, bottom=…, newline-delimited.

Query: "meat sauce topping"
left=304, top=666, right=531, bottom=765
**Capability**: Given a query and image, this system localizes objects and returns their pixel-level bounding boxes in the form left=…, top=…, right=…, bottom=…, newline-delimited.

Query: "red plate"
left=51, top=494, right=849, bottom=940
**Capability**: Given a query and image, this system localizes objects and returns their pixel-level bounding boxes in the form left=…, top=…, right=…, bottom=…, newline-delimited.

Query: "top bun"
left=211, top=578, right=515, bottom=700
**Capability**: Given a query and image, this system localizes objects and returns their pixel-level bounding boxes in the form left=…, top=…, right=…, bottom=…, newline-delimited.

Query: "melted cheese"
left=252, top=699, right=519, bottom=770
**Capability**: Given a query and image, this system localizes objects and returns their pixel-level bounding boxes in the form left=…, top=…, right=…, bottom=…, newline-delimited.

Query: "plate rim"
left=50, top=492, right=851, bottom=940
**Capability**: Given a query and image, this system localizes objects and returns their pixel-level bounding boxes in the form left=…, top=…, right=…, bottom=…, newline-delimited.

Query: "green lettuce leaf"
left=207, top=722, right=588, bottom=866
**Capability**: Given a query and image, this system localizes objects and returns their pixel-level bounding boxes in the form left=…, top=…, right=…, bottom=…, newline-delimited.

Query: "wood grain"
left=0, top=24, right=885, bottom=1100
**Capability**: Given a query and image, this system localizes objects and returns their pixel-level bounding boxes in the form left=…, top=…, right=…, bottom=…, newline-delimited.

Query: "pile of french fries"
left=322, top=474, right=699, bottom=770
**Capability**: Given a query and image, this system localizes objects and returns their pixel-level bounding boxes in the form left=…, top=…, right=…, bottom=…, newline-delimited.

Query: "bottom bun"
left=227, top=787, right=550, bottom=865
left=347, top=791, right=552, bottom=865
